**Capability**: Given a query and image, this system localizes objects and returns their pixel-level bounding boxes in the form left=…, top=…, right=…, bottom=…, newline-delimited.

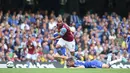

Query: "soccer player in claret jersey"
left=50, top=17, right=75, bottom=58
left=24, top=40, right=37, bottom=68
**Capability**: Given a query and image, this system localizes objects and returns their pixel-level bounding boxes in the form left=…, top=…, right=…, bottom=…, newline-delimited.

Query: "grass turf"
left=0, top=68, right=130, bottom=73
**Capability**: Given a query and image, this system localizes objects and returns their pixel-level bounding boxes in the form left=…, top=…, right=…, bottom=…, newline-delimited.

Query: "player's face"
left=67, top=61, right=74, bottom=67
left=57, top=21, right=63, bottom=27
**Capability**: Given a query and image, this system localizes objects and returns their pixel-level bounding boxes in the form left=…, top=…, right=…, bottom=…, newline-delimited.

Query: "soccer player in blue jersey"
left=66, top=57, right=124, bottom=68
left=66, top=57, right=110, bottom=68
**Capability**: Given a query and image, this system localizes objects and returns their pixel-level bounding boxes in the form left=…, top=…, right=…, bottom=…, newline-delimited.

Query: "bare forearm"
left=70, top=66, right=85, bottom=68
left=75, top=66, right=85, bottom=68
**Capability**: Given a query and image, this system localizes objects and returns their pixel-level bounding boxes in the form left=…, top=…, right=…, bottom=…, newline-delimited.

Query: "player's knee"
left=32, top=57, right=37, bottom=61
left=26, top=57, right=31, bottom=60
left=26, top=58, right=31, bottom=61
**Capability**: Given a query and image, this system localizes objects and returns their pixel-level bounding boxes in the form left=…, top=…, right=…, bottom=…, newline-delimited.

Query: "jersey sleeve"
left=60, top=28, right=67, bottom=36
left=74, top=60, right=85, bottom=67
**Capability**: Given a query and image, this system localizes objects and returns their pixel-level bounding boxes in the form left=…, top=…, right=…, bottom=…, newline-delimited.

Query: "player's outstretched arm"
left=75, top=66, right=85, bottom=68
left=70, top=66, right=85, bottom=68
left=50, top=35, right=61, bottom=40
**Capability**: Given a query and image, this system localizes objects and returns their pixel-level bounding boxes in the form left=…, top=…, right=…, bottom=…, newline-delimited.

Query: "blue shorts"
left=90, top=60, right=103, bottom=68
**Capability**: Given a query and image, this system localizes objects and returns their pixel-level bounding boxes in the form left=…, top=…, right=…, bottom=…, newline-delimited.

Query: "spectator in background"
left=30, top=13, right=36, bottom=23
left=48, top=17, right=57, bottom=30
left=70, top=11, right=81, bottom=28
left=94, top=41, right=103, bottom=55
left=0, top=43, right=5, bottom=62
left=75, top=47, right=84, bottom=61
left=11, top=15, right=19, bottom=25
left=127, top=31, right=130, bottom=53
left=50, top=11, right=56, bottom=19
left=20, top=20, right=30, bottom=31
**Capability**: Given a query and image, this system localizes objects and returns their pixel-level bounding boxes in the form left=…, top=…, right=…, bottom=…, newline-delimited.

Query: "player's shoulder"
left=63, top=23, right=69, bottom=27
left=75, top=60, right=85, bottom=63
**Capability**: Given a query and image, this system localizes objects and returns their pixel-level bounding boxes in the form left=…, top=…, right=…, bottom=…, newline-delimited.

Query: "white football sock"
left=109, top=58, right=122, bottom=65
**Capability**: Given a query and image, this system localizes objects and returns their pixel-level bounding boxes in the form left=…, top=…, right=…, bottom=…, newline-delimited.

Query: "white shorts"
left=57, top=38, right=75, bottom=52
left=26, top=53, right=38, bottom=60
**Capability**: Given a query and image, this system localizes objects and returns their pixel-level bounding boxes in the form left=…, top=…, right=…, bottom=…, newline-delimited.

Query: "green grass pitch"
left=0, top=68, right=130, bottom=73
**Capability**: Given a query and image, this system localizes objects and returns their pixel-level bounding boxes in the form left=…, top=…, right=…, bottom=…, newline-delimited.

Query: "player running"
left=50, top=17, right=75, bottom=57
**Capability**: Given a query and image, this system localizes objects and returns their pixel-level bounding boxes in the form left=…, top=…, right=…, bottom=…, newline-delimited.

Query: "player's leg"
left=26, top=53, right=32, bottom=59
left=32, top=54, right=37, bottom=61
left=66, top=48, right=72, bottom=58
left=109, top=58, right=122, bottom=65
left=56, top=38, right=65, bottom=54
left=32, top=54, right=38, bottom=66
left=66, top=39, right=75, bottom=57
left=26, top=54, right=31, bottom=68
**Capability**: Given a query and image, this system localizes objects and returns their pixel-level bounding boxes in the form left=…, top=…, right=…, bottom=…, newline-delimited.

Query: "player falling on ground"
left=50, top=17, right=75, bottom=57
left=66, top=57, right=123, bottom=68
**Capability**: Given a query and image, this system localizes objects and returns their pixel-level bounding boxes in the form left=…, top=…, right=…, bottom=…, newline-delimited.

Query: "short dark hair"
left=49, top=16, right=54, bottom=20
left=67, top=57, right=74, bottom=62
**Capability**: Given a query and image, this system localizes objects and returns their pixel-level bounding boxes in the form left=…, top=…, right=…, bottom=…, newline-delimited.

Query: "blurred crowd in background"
left=0, top=10, right=130, bottom=64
